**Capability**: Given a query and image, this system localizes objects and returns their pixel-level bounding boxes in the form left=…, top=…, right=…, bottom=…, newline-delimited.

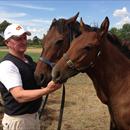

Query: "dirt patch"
left=40, top=73, right=110, bottom=130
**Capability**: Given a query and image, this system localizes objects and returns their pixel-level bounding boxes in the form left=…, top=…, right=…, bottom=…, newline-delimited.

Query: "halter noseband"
left=39, top=57, right=55, bottom=68
left=63, top=50, right=101, bottom=72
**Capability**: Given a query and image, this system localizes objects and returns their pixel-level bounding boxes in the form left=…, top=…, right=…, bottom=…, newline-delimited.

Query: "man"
left=0, top=24, right=62, bottom=130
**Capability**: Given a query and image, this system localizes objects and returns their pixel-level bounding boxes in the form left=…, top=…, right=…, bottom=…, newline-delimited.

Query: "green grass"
left=0, top=51, right=40, bottom=62
left=0, top=51, right=8, bottom=59
left=26, top=52, right=40, bottom=61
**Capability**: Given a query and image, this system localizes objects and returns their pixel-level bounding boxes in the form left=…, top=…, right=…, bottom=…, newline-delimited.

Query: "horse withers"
left=52, top=17, right=130, bottom=130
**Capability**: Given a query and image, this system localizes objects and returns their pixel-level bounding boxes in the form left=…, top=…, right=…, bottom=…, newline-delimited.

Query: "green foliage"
left=0, top=36, right=4, bottom=46
left=0, top=51, right=7, bottom=59
left=0, top=20, right=10, bottom=33
left=110, top=23, right=130, bottom=40
left=0, top=20, right=10, bottom=46
left=120, top=24, right=130, bottom=40
left=25, top=52, right=40, bottom=62
left=27, top=38, right=42, bottom=48
left=28, top=36, right=42, bottom=46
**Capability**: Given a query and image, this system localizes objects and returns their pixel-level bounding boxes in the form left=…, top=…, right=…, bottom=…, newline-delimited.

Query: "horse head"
left=52, top=17, right=109, bottom=83
left=34, top=12, right=80, bottom=86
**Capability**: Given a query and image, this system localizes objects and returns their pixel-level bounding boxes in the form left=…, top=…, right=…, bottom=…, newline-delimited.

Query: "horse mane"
left=90, top=26, right=130, bottom=59
left=107, top=33, right=130, bottom=59
left=49, top=19, right=66, bottom=33
left=49, top=18, right=81, bottom=42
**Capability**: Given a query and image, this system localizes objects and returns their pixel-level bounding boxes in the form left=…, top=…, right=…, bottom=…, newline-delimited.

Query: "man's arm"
left=10, top=81, right=61, bottom=103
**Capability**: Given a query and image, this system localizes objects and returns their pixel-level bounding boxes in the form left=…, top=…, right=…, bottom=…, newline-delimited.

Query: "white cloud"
left=115, top=16, right=130, bottom=28
left=2, top=3, right=55, bottom=11
left=23, top=19, right=52, bottom=39
left=27, top=27, right=47, bottom=39
left=0, top=2, right=56, bottom=39
left=31, top=19, right=51, bottom=24
left=113, top=7, right=130, bottom=28
left=113, top=7, right=129, bottom=17
left=0, top=11, right=26, bottom=18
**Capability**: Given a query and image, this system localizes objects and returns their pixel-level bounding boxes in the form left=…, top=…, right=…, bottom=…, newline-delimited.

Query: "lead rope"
left=39, top=84, right=65, bottom=130
left=57, top=84, right=65, bottom=130
left=39, top=94, right=49, bottom=119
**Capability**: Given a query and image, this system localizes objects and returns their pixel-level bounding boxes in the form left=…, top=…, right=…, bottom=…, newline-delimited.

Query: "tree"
left=0, top=20, right=11, bottom=46
left=0, top=36, right=4, bottom=46
left=0, top=20, right=10, bottom=33
left=32, top=36, right=42, bottom=46
left=110, top=27, right=122, bottom=38
left=120, top=23, right=130, bottom=40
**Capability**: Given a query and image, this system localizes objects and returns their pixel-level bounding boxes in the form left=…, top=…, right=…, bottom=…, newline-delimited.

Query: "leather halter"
left=39, top=57, right=55, bottom=68
left=63, top=50, right=101, bottom=72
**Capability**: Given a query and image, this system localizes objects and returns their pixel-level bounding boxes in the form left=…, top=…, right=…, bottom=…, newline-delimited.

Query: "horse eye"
left=55, top=39, right=63, bottom=45
left=85, top=46, right=92, bottom=51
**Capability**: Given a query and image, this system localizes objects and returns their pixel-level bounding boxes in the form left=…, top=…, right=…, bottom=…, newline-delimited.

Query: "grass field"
left=0, top=51, right=7, bottom=59
left=0, top=48, right=41, bottom=61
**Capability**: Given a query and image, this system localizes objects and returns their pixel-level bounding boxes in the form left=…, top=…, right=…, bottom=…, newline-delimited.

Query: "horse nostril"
left=55, top=71, right=60, bottom=79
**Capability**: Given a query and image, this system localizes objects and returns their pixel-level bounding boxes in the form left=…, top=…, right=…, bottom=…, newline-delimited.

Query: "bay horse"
left=34, top=12, right=81, bottom=86
left=52, top=17, right=130, bottom=130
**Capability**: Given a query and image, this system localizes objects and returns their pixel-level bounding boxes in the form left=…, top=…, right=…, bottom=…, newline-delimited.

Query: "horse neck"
left=99, top=38, right=130, bottom=74
left=85, top=38, right=130, bottom=99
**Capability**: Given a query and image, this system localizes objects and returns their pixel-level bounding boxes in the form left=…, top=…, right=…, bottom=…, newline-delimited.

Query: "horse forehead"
left=81, top=31, right=98, bottom=43
left=45, top=27, right=61, bottom=41
left=85, top=31, right=97, bottom=38
left=48, top=26, right=60, bottom=36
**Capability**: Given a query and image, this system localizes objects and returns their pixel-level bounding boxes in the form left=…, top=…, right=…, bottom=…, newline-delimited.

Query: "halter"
left=63, top=50, right=101, bottom=72
left=39, top=56, right=55, bottom=68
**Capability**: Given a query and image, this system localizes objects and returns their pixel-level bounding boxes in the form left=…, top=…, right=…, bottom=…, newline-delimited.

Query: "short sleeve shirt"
left=0, top=60, right=22, bottom=90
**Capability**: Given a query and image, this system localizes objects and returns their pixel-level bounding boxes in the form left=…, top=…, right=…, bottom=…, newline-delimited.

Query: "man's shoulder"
left=0, top=60, right=17, bottom=69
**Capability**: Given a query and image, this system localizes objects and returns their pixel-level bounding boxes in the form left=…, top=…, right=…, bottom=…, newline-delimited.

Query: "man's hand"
left=45, top=80, right=62, bottom=93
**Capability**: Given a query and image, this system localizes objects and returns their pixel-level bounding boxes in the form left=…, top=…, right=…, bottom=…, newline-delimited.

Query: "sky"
left=0, top=0, right=130, bottom=39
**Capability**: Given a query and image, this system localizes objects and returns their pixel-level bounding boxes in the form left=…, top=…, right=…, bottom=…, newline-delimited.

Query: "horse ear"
left=80, top=18, right=86, bottom=32
left=66, top=12, right=79, bottom=24
left=43, top=34, right=46, bottom=38
left=80, top=18, right=91, bottom=32
left=52, top=18, right=57, bottom=24
left=100, top=17, right=109, bottom=38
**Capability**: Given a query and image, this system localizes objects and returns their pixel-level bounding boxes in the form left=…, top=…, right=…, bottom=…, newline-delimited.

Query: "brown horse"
left=52, top=17, right=130, bottom=130
left=34, top=12, right=81, bottom=86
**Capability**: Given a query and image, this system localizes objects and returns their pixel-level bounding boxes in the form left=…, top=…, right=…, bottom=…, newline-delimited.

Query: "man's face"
left=6, top=34, right=27, bottom=53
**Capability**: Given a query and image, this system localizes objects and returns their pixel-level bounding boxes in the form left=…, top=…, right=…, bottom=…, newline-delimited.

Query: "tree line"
left=110, top=23, right=130, bottom=41
left=0, top=20, right=130, bottom=47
